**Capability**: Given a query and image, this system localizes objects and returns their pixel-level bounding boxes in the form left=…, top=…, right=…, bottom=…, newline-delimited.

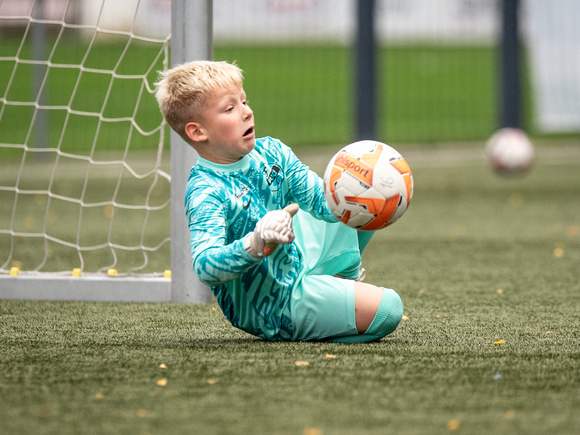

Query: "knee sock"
left=364, top=288, right=403, bottom=338
left=357, top=230, right=375, bottom=257
left=329, top=288, right=403, bottom=343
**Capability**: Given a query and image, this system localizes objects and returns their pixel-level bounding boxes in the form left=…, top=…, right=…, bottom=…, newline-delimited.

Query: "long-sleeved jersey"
left=185, top=136, right=339, bottom=340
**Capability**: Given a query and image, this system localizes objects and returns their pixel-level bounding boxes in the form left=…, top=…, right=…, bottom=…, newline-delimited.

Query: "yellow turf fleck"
left=553, top=247, right=565, bottom=258
left=295, top=361, right=310, bottom=367
left=137, top=409, right=148, bottom=418
left=47, top=210, right=57, bottom=224
left=95, top=392, right=103, bottom=399
left=24, top=216, right=35, bottom=230
left=159, top=363, right=167, bottom=369
left=156, top=378, right=168, bottom=386
left=304, top=429, right=322, bottom=435
left=496, top=288, right=504, bottom=294
left=104, top=204, right=114, bottom=219
left=402, top=315, right=409, bottom=321
left=447, top=419, right=461, bottom=431
left=505, top=409, right=516, bottom=419
left=493, top=339, right=505, bottom=344
left=207, top=378, right=219, bottom=385
left=325, top=353, right=337, bottom=359
left=34, top=193, right=47, bottom=206
left=509, top=192, right=524, bottom=207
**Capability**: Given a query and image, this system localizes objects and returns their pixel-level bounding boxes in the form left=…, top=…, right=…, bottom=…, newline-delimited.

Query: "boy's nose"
left=243, top=104, right=253, bottom=118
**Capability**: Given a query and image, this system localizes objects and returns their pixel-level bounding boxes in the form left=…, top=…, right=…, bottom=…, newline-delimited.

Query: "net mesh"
left=0, top=0, right=172, bottom=276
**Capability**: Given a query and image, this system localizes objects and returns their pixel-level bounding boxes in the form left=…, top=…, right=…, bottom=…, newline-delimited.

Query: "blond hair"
left=155, top=60, right=244, bottom=144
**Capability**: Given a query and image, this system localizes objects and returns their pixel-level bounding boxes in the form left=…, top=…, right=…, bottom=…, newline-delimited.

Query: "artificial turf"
left=1, top=143, right=579, bottom=434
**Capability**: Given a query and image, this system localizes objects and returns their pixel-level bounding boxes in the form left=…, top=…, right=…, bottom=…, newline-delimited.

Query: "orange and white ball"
left=323, top=140, right=413, bottom=231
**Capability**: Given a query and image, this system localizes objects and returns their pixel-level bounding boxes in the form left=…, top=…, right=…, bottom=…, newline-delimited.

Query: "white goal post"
left=0, top=0, right=212, bottom=303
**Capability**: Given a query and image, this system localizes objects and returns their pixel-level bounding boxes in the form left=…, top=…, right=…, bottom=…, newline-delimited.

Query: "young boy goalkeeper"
left=155, top=60, right=403, bottom=342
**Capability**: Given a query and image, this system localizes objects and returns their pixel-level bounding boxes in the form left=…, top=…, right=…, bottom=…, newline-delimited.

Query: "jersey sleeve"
left=186, top=184, right=259, bottom=286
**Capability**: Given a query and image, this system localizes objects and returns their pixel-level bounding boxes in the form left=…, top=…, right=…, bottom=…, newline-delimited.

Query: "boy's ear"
left=184, top=122, right=207, bottom=143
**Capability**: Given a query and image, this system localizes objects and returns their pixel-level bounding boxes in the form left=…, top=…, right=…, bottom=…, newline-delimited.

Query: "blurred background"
left=1, top=0, right=579, bottom=274
left=1, top=0, right=579, bottom=148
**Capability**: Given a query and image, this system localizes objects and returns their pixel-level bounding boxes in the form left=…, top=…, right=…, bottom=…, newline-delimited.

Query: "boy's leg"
left=290, top=212, right=401, bottom=342
left=333, top=231, right=376, bottom=280
left=353, top=282, right=383, bottom=333
left=292, top=210, right=361, bottom=277
left=291, top=275, right=403, bottom=342
left=291, top=275, right=357, bottom=341
left=329, top=283, right=403, bottom=343
left=357, top=230, right=375, bottom=257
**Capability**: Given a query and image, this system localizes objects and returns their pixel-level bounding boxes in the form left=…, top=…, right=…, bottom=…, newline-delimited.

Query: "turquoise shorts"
left=291, top=209, right=361, bottom=279
left=291, top=274, right=358, bottom=341
left=289, top=211, right=402, bottom=341
left=291, top=276, right=402, bottom=342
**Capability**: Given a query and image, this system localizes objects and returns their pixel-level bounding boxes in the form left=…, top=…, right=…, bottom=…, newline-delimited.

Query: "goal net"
left=0, top=0, right=209, bottom=302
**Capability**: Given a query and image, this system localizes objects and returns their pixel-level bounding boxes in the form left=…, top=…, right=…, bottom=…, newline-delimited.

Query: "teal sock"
left=357, top=231, right=375, bottom=257
left=328, top=288, right=403, bottom=343
left=365, top=288, right=403, bottom=337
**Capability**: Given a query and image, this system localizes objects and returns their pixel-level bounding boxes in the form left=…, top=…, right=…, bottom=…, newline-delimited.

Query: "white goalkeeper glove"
left=244, top=203, right=300, bottom=258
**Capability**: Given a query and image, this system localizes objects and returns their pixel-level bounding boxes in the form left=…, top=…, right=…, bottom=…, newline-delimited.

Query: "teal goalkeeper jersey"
left=185, top=136, right=338, bottom=340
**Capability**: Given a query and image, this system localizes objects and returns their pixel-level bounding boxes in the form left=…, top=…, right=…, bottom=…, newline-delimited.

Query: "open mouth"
left=243, top=126, right=255, bottom=138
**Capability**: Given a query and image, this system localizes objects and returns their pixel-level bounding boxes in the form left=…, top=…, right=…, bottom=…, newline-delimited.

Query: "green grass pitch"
left=1, top=143, right=579, bottom=434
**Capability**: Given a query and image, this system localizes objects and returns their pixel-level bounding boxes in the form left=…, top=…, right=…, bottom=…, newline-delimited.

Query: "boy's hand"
left=244, top=204, right=300, bottom=258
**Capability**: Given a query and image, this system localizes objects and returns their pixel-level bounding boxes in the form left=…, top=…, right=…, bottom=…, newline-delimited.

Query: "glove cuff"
left=243, top=232, right=265, bottom=259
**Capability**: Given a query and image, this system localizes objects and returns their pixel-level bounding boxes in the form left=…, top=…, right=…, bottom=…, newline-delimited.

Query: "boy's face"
left=190, top=85, right=255, bottom=164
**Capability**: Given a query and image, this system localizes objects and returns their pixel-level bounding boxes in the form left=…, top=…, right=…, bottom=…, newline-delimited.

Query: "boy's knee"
left=328, top=288, right=402, bottom=343
left=365, top=288, right=403, bottom=338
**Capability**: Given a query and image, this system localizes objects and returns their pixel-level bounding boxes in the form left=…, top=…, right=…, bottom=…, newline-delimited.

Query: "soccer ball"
left=323, top=140, right=413, bottom=231
left=485, top=128, right=535, bottom=174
